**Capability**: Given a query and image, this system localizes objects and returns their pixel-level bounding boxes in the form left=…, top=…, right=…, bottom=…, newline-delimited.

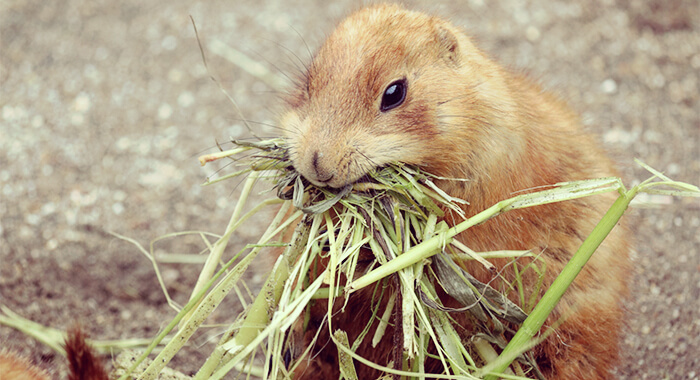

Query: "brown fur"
left=64, top=327, right=109, bottom=380
left=0, top=328, right=109, bottom=380
left=0, top=349, right=50, bottom=380
left=281, top=4, right=630, bottom=380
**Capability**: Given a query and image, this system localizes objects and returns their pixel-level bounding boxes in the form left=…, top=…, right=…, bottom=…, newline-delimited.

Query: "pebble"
left=158, top=103, right=173, bottom=120
left=601, top=78, right=618, bottom=94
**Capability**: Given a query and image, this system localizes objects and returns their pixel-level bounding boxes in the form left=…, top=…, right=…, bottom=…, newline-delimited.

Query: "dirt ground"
left=1, top=0, right=698, bottom=379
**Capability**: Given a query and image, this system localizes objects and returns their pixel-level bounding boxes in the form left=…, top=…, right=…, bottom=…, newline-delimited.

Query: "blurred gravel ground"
left=1, top=0, right=698, bottom=378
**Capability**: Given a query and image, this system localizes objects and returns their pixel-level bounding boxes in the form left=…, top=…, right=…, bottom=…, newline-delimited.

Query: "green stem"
left=184, top=171, right=261, bottom=326
left=198, top=214, right=311, bottom=380
left=120, top=265, right=219, bottom=380
left=138, top=245, right=260, bottom=380
left=482, top=188, right=635, bottom=379
left=349, top=178, right=622, bottom=293
left=128, top=203, right=296, bottom=380
left=349, top=200, right=507, bottom=291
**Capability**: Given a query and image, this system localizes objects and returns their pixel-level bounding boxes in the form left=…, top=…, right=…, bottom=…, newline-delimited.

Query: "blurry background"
left=1, top=0, right=698, bottom=378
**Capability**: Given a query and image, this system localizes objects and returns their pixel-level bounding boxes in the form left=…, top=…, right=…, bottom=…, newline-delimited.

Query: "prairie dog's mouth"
left=291, top=159, right=386, bottom=190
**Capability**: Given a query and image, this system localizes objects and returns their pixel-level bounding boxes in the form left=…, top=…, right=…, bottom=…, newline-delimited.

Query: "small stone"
left=73, top=92, right=92, bottom=112
left=601, top=79, right=618, bottom=94
left=158, top=103, right=173, bottom=120
left=112, top=202, right=125, bottom=215
left=526, top=26, right=541, bottom=41
left=177, top=91, right=194, bottom=108
left=161, top=35, right=177, bottom=50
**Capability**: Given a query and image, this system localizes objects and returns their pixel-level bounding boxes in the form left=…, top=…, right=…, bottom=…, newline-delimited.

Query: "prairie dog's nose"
left=300, top=150, right=336, bottom=187
left=312, top=151, right=334, bottom=183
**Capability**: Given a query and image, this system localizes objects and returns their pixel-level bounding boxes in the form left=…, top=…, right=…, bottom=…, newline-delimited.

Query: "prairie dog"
left=281, top=4, right=630, bottom=379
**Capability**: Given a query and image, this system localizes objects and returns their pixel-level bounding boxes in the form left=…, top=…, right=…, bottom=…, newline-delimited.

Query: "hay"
left=110, top=142, right=699, bottom=379
left=0, top=135, right=696, bottom=379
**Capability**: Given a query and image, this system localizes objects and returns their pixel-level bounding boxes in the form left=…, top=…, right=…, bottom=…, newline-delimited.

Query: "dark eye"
left=380, top=79, right=407, bottom=112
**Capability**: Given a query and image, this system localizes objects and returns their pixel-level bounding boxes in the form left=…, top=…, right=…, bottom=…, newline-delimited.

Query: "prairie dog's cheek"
left=279, top=111, right=305, bottom=139
left=280, top=111, right=309, bottom=167
left=356, top=133, right=426, bottom=166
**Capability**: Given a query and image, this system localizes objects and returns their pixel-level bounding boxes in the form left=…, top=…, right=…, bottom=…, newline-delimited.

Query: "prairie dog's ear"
left=435, top=25, right=460, bottom=65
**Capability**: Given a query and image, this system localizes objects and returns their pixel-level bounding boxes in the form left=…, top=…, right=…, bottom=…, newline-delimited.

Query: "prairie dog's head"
left=281, top=4, right=515, bottom=188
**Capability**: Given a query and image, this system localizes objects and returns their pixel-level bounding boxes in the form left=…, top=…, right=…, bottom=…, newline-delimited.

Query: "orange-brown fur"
left=0, top=328, right=109, bottom=380
left=281, top=4, right=630, bottom=379
left=0, top=349, right=50, bottom=380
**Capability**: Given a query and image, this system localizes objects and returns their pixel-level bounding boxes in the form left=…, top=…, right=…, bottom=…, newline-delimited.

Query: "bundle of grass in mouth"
left=115, top=138, right=697, bottom=380
left=192, top=137, right=540, bottom=379
left=218, top=139, right=533, bottom=377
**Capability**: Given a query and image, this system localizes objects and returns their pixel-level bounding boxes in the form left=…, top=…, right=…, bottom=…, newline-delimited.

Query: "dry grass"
left=110, top=141, right=697, bottom=379
left=1, top=138, right=696, bottom=380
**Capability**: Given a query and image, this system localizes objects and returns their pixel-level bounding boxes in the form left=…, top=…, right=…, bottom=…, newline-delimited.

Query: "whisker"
left=190, top=16, right=261, bottom=141
left=261, top=36, right=310, bottom=79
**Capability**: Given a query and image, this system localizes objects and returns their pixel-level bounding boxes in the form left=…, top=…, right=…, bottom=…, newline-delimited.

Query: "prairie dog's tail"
left=64, top=327, right=109, bottom=380
left=0, top=327, right=109, bottom=380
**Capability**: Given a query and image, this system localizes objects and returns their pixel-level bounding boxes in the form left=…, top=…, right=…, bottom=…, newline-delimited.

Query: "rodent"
left=280, top=4, right=631, bottom=380
left=0, top=327, right=109, bottom=380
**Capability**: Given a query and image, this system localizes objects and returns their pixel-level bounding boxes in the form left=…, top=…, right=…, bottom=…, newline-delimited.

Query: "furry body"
left=281, top=4, right=631, bottom=379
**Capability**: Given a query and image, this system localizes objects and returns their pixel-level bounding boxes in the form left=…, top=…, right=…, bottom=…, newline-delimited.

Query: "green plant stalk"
left=401, top=260, right=416, bottom=357
left=276, top=213, right=324, bottom=331
left=482, top=188, right=635, bottom=380
left=138, top=251, right=259, bottom=380
left=184, top=171, right=262, bottom=326
left=349, top=179, right=622, bottom=292
left=190, top=338, right=232, bottom=380
left=119, top=252, right=231, bottom=380
left=199, top=146, right=252, bottom=164
left=512, top=261, right=526, bottom=309
left=372, top=292, right=396, bottom=348
left=453, top=250, right=533, bottom=260
left=202, top=167, right=253, bottom=186
left=335, top=330, right=359, bottom=380
left=192, top=208, right=303, bottom=380
left=349, top=199, right=502, bottom=291
left=0, top=305, right=68, bottom=355
left=127, top=206, right=298, bottom=380
left=332, top=327, right=476, bottom=380
left=213, top=261, right=328, bottom=379
left=311, top=286, right=345, bottom=299
left=428, top=308, right=469, bottom=375
left=325, top=212, right=340, bottom=301
left=413, top=278, right=455, bottom=375
left=233, top=250, right=291, bottom=346
left=215, top=214, right=311, bottom=356
left=472, top=338, right=507, bottom=375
